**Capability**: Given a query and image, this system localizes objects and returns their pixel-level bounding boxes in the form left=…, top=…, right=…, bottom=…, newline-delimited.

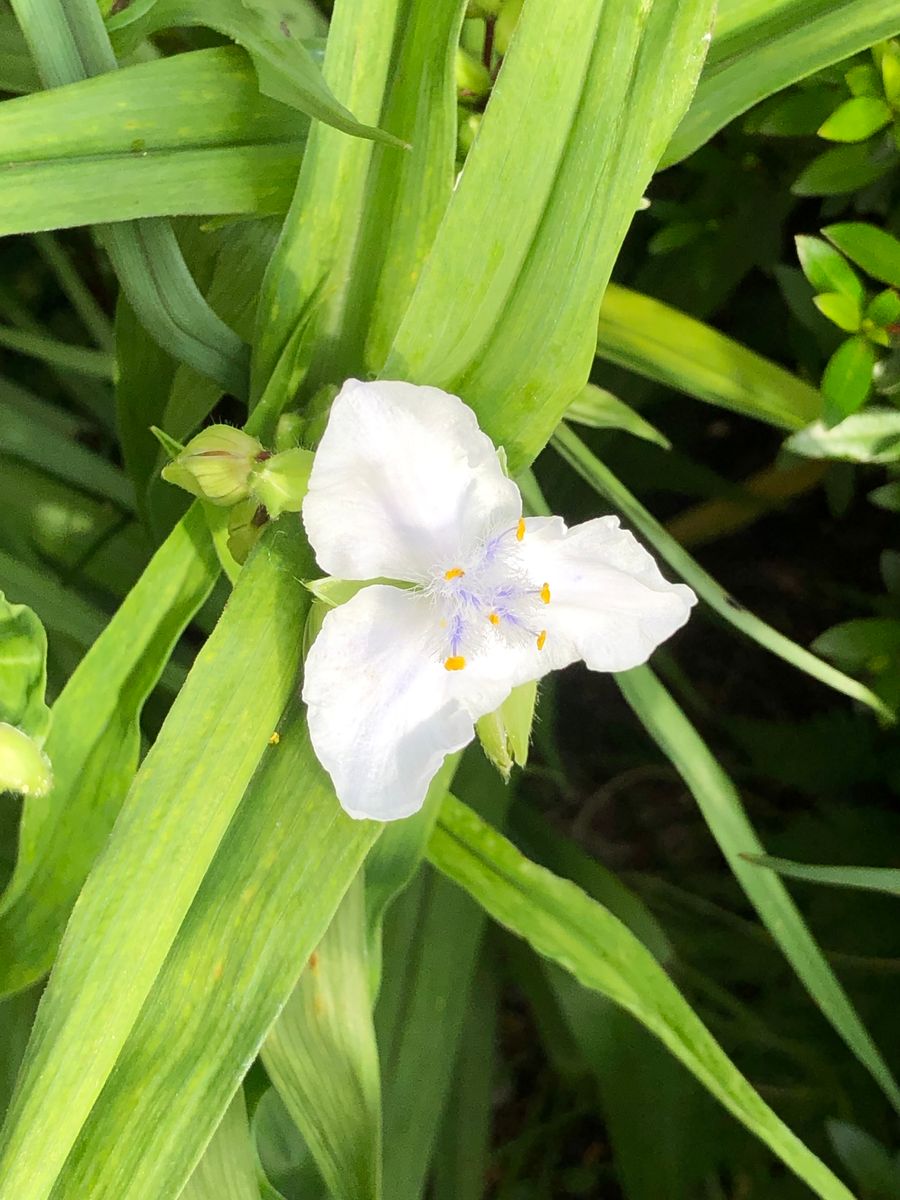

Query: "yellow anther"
left=516, top=518, right=526, bottom=541
left=444, top=655, right=467, bottom=671
left=488, top=612, right=500, bottom=626
left=444, top=566, right=465, bottom=580
left=536, top=630, right=547, bottom=651
left=540, top=581, right=551, bottom=604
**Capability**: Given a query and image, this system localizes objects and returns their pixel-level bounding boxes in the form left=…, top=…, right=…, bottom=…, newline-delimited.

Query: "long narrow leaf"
left=428, top=796, right=855, bottom=1200
left=384, top=0, right=715, bottom=473
left=0, top=504, right=219, bottom=997
left=552, top=422, right=891, bottom=719
left=0, top=524, right=306, bottom=1193
left=597, top=285, right=822, bottom=430
left=616, top=664, right=900, bottom=1114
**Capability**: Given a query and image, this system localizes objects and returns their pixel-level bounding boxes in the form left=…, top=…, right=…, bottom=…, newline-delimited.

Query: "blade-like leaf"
left=615, top=664, right=900, bottom=1114
left=252, top=0, right=402, bottom=406
left=107, top=0, right=398, bottom=146
left=11, top=0, right=251, bottom=394
left=665, top=0, right=900, bottom=165
left=0, top=523, right=306, bottom=1193
left=48, top=694, right=377, bottom=1200
left=745, top=854, right=900, bottom=898
left=596, top=285, right=822, bottom=430
left=384, top=0, right=715, bottom=473
left=261, top=877, right=381, bottom=1200
left=552, top=422, right=890, bottom=719
left=180, top=1090, right=261, bottom=1200
left=0, top=505, right=219, bottom=997
left=429, top=795, right=855, bottom=1200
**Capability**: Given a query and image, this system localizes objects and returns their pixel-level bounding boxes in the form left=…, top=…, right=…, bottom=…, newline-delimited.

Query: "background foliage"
left=1, top=0, right=900, bottom=1198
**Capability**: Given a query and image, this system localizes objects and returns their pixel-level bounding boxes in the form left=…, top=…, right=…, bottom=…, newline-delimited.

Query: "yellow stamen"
left=444, top=566, right=465, bottom=580
left=536, top=630, right=547, bottom=651
left=540, top=581, right=551, bottom=604
left=488, top=612, right=500, bottom=626
left=516, top=518, right=526, bottom=541
left=444, top=655, right=466, bottom=671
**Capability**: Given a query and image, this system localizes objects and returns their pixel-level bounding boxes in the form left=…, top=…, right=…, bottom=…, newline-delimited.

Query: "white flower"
left=301, top=380, right=696, bottom=822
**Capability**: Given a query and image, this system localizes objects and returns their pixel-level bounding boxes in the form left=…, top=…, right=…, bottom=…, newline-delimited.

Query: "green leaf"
left=0, top=394, right=134, bottom=512
left=382, top=0, right=716, bottom=473
left=745, top=854, right=900, bottom=898
left=252, top=0, right=402, bottom=406
left=614, top=665, right=900, bottom=1114
left=786, top=409, right=900, bottom=462
left=428, top=795, right=856, bottom=1200
left=180, top=1090, right=261, bottom=1200
left=11, top=0, right=253, bottom=396
left=261, top=877, right=381, bottom=1200
left=377, top=864, right=487, bottom=1200
left=597, top=285, right=821, bottom=430
left=431, top=954, right=497, bottom=1200
left=844, top=62, right=882, bottom=98
left=565, top=383, right=671, bottom=448
left=107, top=0, right=399, bottom=147
left=821, top=336, right=875, bottom=424
left=746, top=87, right=839, bottom=137
left=552, top=423, right=891, bottom=719
left=827, top=1120, right=900, bottom=1199
left=339, top=0, right=467, bottom=375
left=813, top=291, right=862, bottom=332
left=867, top=287, right=900, bottom=327
left=869, top=481, right=900, bottom=510
left=818, top=95, right=892, bottom=141
left=0, top=325, right=114, bottom=380
left=795, top=235, right=865, bottom=304
left=46, top=695, right=377, bottom=1200
left=0, top=525, right=311, bottom=1192
left=881, top=41, right=900, bottom=106
left=0, top=505, right=219, bottom=997
left=0, top=592, right=50, bottom=743
left=665, top=0, right=900, bottom=165
left=793, top=141, right=894, bottom=196
left=812, top=617, right=900, bottom=672
left=823, top=222, right=900, bottom=289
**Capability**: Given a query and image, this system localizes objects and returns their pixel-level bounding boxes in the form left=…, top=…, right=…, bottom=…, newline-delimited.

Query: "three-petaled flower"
left=301, top=380, right=696, bottom=821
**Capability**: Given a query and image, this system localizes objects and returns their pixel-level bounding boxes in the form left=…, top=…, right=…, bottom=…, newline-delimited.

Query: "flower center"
left=422, top=522, right=550, bottom=670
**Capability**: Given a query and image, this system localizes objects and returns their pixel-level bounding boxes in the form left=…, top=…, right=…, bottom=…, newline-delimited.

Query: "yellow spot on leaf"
left=537, top=630, right=547, bottom=651
left=444, top=655, right=466, bottom=671
left=540, top=582, right=551, bottom=604
left=516, top=518, right=526, bottom=541
left=268, top=731, right=280, bottom=745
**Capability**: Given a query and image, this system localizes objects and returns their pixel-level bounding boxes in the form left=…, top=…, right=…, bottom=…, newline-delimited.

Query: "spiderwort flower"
left=302, top=380, right=696, bottom=822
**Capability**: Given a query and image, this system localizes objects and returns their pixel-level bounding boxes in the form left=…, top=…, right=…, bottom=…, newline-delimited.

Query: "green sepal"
left=475, top=680, right=538, bottom=780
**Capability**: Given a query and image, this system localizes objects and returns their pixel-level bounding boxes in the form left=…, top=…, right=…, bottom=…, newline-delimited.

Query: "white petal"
left=519, top=516, right=696, bottom=672
left=302, top=379, right=521, bottom=582
left=303, top=585, right=481, bottom=821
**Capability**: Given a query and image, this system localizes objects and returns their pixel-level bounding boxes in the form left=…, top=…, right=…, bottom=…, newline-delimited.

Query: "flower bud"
left=495, top=0, right=524, bottom=55
left=249, top=447, right=315, bottom=519
left=475, top=680, right=537, bottom=780
left=226, top=498, right=266, bottom=565
left=456, top=48, right=491, bottom=102
left=161, top=425, right=264, bottom=506
left=0, top=722, right=52, bottom=797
